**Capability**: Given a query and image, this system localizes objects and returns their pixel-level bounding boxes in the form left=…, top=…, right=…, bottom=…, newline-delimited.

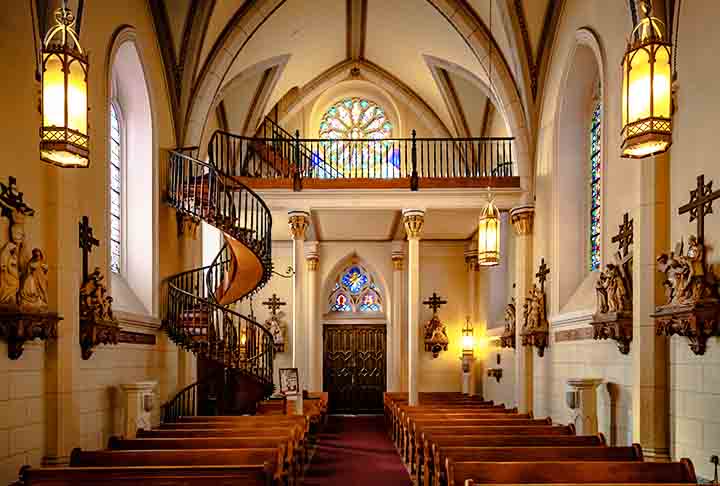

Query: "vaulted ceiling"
left=149, top=0, right=563, bottom=146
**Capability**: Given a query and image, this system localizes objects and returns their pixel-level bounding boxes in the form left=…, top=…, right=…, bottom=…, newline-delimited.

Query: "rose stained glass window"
left=317, top=98, right=399, bottom=178
left=589, top=100, right=602, bottom=271
left=328, top=262, right=382, bottom=313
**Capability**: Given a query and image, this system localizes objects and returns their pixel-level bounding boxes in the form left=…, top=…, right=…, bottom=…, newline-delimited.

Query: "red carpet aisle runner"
left=303, top=415, right=413, bottom=486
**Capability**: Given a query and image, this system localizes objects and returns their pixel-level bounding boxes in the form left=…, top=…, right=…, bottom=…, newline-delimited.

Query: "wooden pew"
left=446, top=459, right=697, bottom=486
left=137, top=427, right=307, bottom=465
left=70, top=447, right=288, bottom=485
left=428, top=445, right=643, bottom=486
left=14, top=463, right=275, bottom=486
left=394, top=405, right=517, bottom=448
left=411, top=424, right=575, bottom=472
left=404, top=417, right=548, bottom=466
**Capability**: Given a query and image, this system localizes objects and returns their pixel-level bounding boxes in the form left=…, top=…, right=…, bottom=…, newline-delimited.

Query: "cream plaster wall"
left=0, top=2, right=186, bottom=482
left=532, top=0, right=720, bottom=478
left=0, top=342, right=46, bottom=484
left=482, top=336, right=516, bottom=406
left=666, top=1, right=720, bottom=477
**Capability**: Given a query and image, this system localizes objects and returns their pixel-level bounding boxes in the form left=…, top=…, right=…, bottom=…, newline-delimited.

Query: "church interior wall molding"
left=0, top=177, right=62, bottom=359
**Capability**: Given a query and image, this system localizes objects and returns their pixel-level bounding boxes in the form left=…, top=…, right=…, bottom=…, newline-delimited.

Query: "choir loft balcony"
left=206, top=119, right=520, bottom=193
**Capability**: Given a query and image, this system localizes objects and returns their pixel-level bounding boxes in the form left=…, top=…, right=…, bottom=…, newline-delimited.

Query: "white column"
left=390, top=241, right=405, bottom=392
left=305, top=242, right=320, bottom=391
left=464, top=244, right=480, bottom=396
left=632, top=155, right=670, bottom=459
left=289, top=211, right=309, bottom=408
left=403, top=209, right=424, bottom=406
left=566, top=378, right=603, bottom=435
left=120, top=381, right=158, bottom=438
left=43, top=172, right=81, bottom=465
left=510, top=204, right=534, bottom=414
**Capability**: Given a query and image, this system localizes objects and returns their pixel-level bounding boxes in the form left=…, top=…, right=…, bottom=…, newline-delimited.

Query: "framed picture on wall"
left=279, top=368, right=299, bottom=396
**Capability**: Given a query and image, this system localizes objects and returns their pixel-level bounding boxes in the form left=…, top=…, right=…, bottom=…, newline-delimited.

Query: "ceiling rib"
left=346, top=0, right=368, bottom=60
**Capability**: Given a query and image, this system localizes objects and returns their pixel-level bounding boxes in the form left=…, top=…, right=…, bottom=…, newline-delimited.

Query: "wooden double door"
left=323, top=324, right=386, bottom=414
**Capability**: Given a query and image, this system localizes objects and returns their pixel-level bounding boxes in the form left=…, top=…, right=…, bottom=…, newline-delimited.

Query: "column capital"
left=402, top=209, right=425, bottom=240
left=464, top=250, right=480, bottom=272
left=392, top=240, right=405, bottom=271
left=510, top=204, right=535, bottom=236
left=288, top=210, right=310, bottom=240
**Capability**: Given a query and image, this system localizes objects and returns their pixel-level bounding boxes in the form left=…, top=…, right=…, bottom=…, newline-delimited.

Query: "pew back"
left=446, top=459, right=697, bottom=486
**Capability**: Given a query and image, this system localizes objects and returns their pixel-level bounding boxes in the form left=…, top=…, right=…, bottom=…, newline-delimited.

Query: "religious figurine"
left=264, top=314, right=286, bottom=352
left=424, top=314, right=449, bottom=358
left=521, top=260, right=550, bottom=357
left=500, top=296, right=516, bottom=349
left=18, top=248, right=48, bottom=312
left=80, top=267, right=115, bottom=322
left=0, top=241, right=19, bottom=306
left=656, top=236, right=714, bottom=307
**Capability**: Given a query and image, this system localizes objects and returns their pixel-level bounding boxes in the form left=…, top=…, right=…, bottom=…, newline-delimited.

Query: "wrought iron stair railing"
left=162, top=150, right=275, bottom=420
left=209, top=121, right=517, bottom=190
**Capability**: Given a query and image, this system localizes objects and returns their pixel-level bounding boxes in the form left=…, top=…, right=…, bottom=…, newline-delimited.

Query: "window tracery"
left=318, top=97, right=398, bottom=178
left=589, top=98, right=602, bottom=272
left=329, top=263, right=382, bottom=313
left=109, top=102, right=123, bottom=274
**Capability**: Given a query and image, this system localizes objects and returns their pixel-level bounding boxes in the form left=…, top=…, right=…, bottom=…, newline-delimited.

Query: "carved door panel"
left=323, top=324, right=386, bottom=414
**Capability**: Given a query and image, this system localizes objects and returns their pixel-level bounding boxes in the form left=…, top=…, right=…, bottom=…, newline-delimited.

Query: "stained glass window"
left=328, top=262, right=383, bottom=313
left=317, top=98, right=399, bottom=178
left=109, top=103, right=123, bottom=274
left=589, top=100, right=602, bottom=271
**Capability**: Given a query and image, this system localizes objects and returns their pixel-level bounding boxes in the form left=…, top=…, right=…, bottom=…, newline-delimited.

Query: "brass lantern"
left=40, top=6, right=89, bottom=168
left=462, top=316, right=475, bottom=357
left=620, top=2, right=672, bottom=159
left=477, top=192, right=500, bottom=266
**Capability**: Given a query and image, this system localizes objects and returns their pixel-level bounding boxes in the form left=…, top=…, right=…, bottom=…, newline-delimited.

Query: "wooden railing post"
left=293, top=129, right=303, bottom=192
left=410, top=129, right=419, bottom=191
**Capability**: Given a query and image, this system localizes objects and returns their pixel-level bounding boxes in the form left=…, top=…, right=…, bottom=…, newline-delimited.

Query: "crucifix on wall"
left=679, top=174, right=720, bottom=250
left=262, top=293, right=287, bottom=352
left=611, top=212, right=634, bottom=258
left=422, top=292, right=449, bottom=358
left=78, top=216, right=99, bottom=282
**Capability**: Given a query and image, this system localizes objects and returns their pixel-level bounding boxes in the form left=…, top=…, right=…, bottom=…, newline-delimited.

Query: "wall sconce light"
left=620, top=1, right=672, bottom=159
left=487, top=368, right=503, bottom=383
left=462, top=316, right=475, bottom=357
left=478, top=190, right=500, bottom=266
left=40, top=4, right=89, bottom=168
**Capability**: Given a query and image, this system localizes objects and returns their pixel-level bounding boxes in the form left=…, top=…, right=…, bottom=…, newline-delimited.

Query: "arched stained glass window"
left=589, top=99, right=602, bottom=271
left=328, top=261, right=383, bottom=313
left=109, top=102, right=123, bottom=274
left=317, top=97, right=398, bottom=179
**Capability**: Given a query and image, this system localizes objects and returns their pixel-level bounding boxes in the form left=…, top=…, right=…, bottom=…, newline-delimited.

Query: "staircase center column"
left=403, top=209, right=425, bottom=406
left=305, top=242, right=320, bottom=392
left=510, top=203, right=535, bottom=414
left=289, top=211, right=310, bottom=401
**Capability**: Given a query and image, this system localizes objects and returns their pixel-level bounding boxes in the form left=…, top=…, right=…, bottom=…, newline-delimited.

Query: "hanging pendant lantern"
left=621, top=2, right=672, bottom=159
left=40, top=5, right=89, bottom=168
left=478, top=191, right=501, bottom=266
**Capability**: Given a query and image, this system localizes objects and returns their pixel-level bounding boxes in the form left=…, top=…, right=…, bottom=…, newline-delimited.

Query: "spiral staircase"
left=161, top=147, right=275, bottom=421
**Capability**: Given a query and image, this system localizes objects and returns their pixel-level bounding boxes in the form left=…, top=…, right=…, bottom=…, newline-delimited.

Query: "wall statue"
left=500, top=295, right=516, bottom=349
left=0, top=208, right=47, bottom=311
left=423, top=314, right=449, bottom=358
left=0, top=177, right=60, bottom=359
left=595, top=251, right=632, bottom=314
left=520, top=259, right=550, bottom=357
left=422, top=292, right=449, bottom=358
left=264, top=314, right=286, bottom=353
left=656, top=236, right=714, bottom=306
